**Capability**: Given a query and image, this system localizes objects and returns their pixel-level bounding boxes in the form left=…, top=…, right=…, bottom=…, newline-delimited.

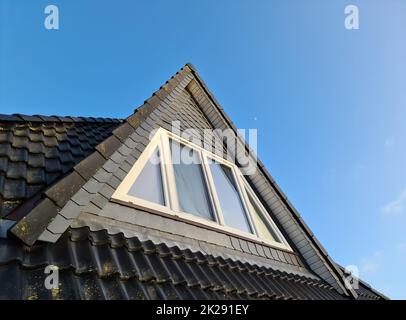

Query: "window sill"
left=111, top=196, right=293, bottom=253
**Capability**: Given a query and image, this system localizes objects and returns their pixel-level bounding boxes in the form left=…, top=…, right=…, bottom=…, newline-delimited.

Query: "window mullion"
left=201, top=154, right=225, bottom=225
left=160, top=132, right=180, bottom=211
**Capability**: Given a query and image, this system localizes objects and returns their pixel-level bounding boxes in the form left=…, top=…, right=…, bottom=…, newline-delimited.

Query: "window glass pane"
left=247, top=192, right=281, bottom=243
left=209, top=161, right=252, bottom=233
left=170, top=140, right=214, bottom=221
left=127, top=148, right=165, bottom=205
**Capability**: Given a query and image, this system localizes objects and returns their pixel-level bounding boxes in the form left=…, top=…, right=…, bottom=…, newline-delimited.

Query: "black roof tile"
left=15, top=114, right=42, bottom=122
left=26, top=167, right=46, bottom=185
left=2, top=179, right=26, bottom=199
left=0, top=115, right=121, bottom=218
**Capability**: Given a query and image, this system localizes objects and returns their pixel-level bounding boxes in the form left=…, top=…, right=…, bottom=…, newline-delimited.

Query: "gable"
left=110, top=127, right=291, bottom=251
left=6, top=64, right=372, bottom=299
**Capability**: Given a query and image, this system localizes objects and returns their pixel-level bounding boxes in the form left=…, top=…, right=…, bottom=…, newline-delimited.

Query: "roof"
left=0, top=227, right=343, bottom=300
left=0, top=64, right=387, bottom=300
left=0, top=115, right=122, bottom=219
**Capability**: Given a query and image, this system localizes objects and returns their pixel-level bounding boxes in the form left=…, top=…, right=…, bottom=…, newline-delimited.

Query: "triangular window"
left=112, top=128, right=290, bottom=251
left=244, top=183, right=283, bottom=243
left=127, top=148, right=165, bottom=206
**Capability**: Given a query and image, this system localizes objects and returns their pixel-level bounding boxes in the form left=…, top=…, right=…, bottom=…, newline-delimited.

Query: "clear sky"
left=1, top=0, right=405, bottom=299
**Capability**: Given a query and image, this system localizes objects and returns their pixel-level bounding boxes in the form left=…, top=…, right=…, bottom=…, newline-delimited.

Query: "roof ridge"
left=0, top=113, right=123, bottom=124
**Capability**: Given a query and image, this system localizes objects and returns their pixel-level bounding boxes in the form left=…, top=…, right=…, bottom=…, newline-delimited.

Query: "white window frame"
left=239, top=178, right=290, bottom=248
left=112, top=128, right=292, bottom=251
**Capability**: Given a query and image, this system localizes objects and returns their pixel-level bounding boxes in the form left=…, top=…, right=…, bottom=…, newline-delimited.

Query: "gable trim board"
left=4, top=64, right=385, bottom=299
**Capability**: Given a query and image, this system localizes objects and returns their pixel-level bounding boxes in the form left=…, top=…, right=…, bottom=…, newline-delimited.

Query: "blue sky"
left=1, top=0, right=405, bottom=299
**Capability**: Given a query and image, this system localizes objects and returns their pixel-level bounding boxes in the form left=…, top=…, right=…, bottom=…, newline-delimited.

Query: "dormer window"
left=112, top=128, right=290, bottom=251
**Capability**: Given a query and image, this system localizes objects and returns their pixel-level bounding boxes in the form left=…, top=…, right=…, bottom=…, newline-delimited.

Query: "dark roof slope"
left=0, top=227, right=344, bottom=300
left=0, top=115, right=122, bottom=219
